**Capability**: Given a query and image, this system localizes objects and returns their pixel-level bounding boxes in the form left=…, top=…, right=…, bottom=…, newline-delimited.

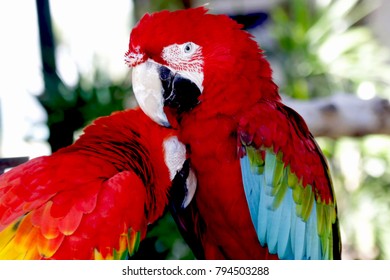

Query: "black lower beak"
left=159, top=66, right=201, bottom=114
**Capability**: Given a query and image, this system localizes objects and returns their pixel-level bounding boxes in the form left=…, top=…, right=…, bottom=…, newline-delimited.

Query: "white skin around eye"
left=161, top=42, right=204, bottom=92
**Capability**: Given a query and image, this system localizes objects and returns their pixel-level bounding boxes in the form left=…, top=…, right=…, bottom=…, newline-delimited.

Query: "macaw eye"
left=183, top=42, right=195, bottom=54
left=161, top=42, right=203, bottom=74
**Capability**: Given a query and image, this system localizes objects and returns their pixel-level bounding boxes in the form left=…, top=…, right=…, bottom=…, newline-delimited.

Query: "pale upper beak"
left=132, top=59, right=172, bottom=127
left=130, top=56, right=202, bottom=128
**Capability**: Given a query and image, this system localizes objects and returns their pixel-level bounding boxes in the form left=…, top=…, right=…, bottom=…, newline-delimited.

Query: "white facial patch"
left=163, top=136, right=197, bottom=208
left=132, top=59, right=170, bottom=126
left=162, top=42, right=204, bottom=92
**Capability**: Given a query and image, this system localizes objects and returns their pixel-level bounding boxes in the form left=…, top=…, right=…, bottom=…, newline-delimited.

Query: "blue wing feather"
left=240, top=148, right=324, bottom=260
left=266, top=198, right=282, bottom=254
left=277, top=189, right=293, bottom=259
left=240, top=155, right=260, bottom=232
left=293, top=215, right=306, bottom=259
left=306, top=205, right=321, bottom=259
left=257, top=173, right=268, bottom=246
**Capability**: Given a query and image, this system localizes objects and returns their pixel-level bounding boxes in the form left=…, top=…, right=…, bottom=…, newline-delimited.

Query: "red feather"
left=0, top=108, right=174, bottom=259
left=238, top=101, right=334, bottom=203
left=127, top=7, right=340, bottom=259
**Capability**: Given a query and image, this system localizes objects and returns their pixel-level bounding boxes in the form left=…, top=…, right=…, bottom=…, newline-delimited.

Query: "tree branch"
left=282, top=94, right=390, bottom=138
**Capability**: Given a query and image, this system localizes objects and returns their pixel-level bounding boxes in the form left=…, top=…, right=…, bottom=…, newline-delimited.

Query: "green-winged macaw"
left=125, top=7, right=341, bottom=259
left=0, top=108, right=196, bottom=259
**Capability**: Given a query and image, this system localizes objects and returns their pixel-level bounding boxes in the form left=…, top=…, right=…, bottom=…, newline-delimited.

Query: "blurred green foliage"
left=37, top=0, right=132, bottom=152
left=38, top=68, right=131, bottom=151
left=269, top=0, right=390, bottom=99
left=132, top=213, right=195, bottom=260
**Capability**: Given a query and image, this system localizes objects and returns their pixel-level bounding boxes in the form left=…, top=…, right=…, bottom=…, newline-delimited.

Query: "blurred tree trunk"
left=36, top=0, right=84, bottom=152
left=284, top=94, right=390, bottom=137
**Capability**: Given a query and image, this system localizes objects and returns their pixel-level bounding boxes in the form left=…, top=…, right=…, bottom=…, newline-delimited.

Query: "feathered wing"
left=0, top=109, right=173, bottom=260
left=0, top=156, right=145, bottom=259
left=238, top=101, right=341, bottom=260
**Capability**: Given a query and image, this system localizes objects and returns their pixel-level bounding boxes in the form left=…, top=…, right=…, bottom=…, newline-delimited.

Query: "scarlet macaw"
left=0, top=108, right=196, bottom=259
left=125, top=7, right=341, bottom=259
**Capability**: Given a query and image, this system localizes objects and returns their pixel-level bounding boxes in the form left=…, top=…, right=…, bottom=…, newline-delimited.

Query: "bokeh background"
left=0, top=0, right=389, bottom=259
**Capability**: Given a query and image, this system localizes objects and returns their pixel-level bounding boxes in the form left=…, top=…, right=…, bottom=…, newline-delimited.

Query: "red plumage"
left=126, top=7, right=340, bottom=259
left=238, top=101, right=334, bottom=204
left=127, top=7, right=282, bottom=259
left=0, top=108, right=174, bottom=259
left=179, top=110, right=279, bottom=259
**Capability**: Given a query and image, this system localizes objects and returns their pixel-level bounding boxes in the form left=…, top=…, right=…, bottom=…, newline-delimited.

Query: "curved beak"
left=132, top=60, right=171, bottom=127
left=132, top=59, right=202, bottom=127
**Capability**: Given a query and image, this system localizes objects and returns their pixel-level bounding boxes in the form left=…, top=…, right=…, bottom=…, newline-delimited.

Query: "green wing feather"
left=241, top=145, right=339, bottom=259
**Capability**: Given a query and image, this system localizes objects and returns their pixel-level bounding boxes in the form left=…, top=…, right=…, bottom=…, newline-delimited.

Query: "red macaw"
left=0, top=108, right=195, bottom=259
left=125, top=7, right=341, bottom=259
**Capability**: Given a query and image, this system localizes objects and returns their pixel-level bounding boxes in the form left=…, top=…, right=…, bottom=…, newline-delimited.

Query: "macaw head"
left=125, top=7, right=279, bottom=127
